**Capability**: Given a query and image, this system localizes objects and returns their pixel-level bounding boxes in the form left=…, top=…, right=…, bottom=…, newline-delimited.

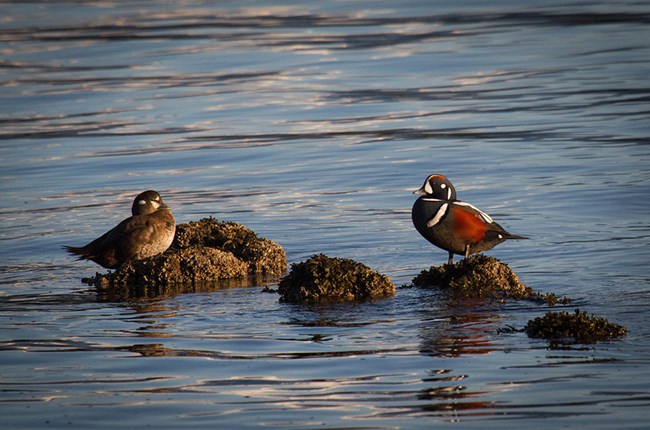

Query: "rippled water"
left=2, top=0, right=650, bottom=428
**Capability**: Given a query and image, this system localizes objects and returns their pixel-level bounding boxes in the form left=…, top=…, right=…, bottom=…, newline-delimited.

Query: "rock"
left=173, top=217, right=286, bottom=275
left=411, top=254, right=568, bottom=304
left=525, top=309, right=627, bottom=344
left=84, top=217, right=286, bottom=291
left=99, top=246, right=249, bottom=288
left=278, top=254, right=395, bottom=304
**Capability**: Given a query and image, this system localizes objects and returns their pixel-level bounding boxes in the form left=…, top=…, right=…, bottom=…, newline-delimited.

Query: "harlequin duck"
left=412, top=174, right=527, bottom=265
left=64, top=190, right=176, bottom=269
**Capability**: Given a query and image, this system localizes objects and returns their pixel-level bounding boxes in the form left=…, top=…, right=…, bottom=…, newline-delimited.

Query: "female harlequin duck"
left=64, top=190, right=176, bottom=269
left=412, top=174, right=527, bottom=265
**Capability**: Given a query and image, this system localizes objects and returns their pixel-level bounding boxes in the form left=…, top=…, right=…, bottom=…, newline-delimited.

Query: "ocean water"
left=1, top=1, right=649, bottom=428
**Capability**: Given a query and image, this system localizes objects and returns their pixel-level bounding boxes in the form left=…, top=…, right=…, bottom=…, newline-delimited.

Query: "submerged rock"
left=278, top=254, right=395, bottom=304
left=525, top=309, right=627, bottom=344
left=85, top=217, right=286, bottom=291
left=412, top=254, right=567, bottom=304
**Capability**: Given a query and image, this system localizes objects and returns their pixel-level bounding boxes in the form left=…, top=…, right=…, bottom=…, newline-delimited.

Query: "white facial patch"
left=426, top=203, right=448, bottom=227
left=455, top=201, right=493, bottom=223
left=424, top=181, right=433, bottom=195
left=138, top=200, right=147, bottom=206
left=151, top=200, right=161, bottom=209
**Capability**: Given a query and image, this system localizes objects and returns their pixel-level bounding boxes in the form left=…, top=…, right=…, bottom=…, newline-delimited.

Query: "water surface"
left=1, top=1, right=650, bottom=428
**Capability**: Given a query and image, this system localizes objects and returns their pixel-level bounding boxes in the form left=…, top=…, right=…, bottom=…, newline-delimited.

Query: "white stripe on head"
left=446, top=187, right=451, bottom=200
left=426, top=203, right=448, bottom=227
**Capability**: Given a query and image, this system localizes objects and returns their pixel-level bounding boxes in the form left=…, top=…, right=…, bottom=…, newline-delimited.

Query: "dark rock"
left=96, top=246, right=248, bottom=289
left=173, top=217, right=286, bottom=275
left=84, top=217, right=286, bottom=291
left=278, top=254, right=395, bottom=304
left=525, top=309, right=627, bottom=344
left=412, top=254, right=569, bottom=304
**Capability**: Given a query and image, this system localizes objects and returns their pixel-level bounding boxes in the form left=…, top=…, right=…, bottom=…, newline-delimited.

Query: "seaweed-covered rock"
left=278, top=254, right=395, bottom=304
left=92, top=246, right=248, bottom=289
left=412, top=254, right=567, bottom=304
left=525, top=309, right=627, bottom=344
left=85, top=217, right=286, bottom=290
left=173, top=217, right=286, bottom=275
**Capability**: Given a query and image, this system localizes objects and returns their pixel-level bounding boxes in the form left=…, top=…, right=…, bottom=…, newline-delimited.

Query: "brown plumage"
left=64, top=190, right=176, bottom=269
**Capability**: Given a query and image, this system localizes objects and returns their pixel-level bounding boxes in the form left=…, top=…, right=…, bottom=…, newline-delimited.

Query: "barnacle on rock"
left=278, top=254, right=395, bottom=304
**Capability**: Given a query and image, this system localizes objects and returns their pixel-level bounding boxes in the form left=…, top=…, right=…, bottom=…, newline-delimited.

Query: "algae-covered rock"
left=525, top=309, right=626, bottom=344
left=85, top=217, right=286, bottom=290
left=412, top=254, right=567, bottom=304
left=173, top=217, right=286, bottom=275
left=95, top=246, right=248, bottom=289
left=278, top=254, right=395, bottom=304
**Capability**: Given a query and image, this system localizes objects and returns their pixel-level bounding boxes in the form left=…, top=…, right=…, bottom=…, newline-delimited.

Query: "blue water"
left=1, top=1, right=650, bottom=428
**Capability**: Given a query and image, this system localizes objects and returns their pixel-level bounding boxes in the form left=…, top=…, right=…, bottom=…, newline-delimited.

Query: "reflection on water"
left=420, top=311, right=502, bottom=358
left=2, top=0, right=650, bottom=428
left=94, top=275, right=279, bottom=301
left=0, top=283, right=646, bottom=427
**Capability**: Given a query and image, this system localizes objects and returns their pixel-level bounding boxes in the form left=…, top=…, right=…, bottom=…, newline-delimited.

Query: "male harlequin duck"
left=411, top=174, right=527, bottom=265
left=64, top=190, right=176, bottom=269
